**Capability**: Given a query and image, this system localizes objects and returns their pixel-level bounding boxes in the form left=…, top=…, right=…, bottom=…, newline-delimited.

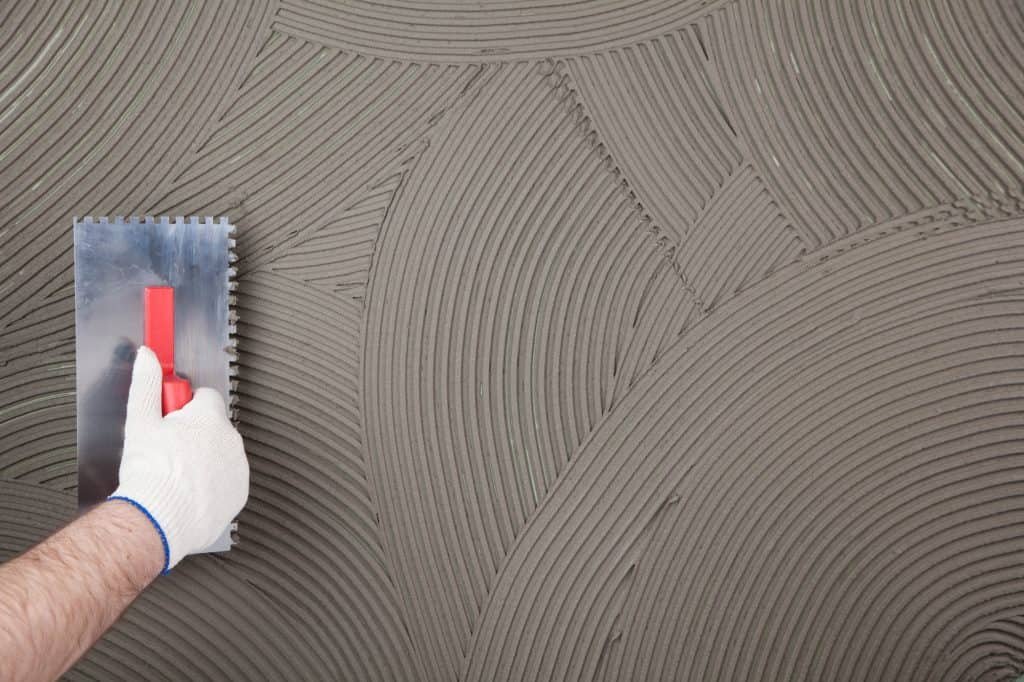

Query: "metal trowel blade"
left=73, top=216, right=238, bottom=553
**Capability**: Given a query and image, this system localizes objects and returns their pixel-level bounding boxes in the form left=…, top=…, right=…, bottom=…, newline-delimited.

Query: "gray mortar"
left=0, top=1, right=1023, bottom=680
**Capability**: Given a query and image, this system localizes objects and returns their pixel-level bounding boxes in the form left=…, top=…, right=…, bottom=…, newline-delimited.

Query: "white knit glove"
left=110, top=346, right=249, bottom=573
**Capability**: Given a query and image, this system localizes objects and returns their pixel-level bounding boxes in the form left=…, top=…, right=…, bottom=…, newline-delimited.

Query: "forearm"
left=0, top=347, right=248, bottom=680
left=0, top=500, right=163, bottom=681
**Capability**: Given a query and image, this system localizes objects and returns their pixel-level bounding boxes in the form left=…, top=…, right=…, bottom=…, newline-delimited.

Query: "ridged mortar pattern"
left=1, top=1, right=1022, bottom=681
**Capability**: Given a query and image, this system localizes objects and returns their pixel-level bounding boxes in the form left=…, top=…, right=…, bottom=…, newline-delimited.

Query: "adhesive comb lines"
left=0, top=1, right=270, bottom=338
left=272, top=0, right=734, bottom=62
left=149, top=32, right=485, bottom=272
left=555, top=24, right=807, bottom=316
left=707, top=0, right=1024, bottom=246
left=232, top=271, right=424, bottom=680
left=362, top=60, right=700, bottom=682
left=266, top=165, right=409, bottom=299
left=462, top=218, right=1024, bottom=682
left=0, top=1, right=1023, bottom=680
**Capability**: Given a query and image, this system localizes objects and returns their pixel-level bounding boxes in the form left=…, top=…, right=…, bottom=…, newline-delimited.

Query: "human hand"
left=110, top=346, right=248, bottom=573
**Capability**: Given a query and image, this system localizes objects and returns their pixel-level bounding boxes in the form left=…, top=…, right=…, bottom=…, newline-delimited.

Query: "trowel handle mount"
left=144, top=286, right=193, bottom=415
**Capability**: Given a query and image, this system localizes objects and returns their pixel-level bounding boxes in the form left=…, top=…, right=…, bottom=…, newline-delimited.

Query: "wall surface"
left=1, top=1, right=1023, bottom=680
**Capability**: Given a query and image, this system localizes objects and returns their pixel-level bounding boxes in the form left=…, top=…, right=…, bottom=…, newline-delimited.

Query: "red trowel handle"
left=144, top=286, right=192, bottom=415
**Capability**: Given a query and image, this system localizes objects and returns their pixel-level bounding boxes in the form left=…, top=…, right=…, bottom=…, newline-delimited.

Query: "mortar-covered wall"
left=1, top=2, right=1023, bottom=680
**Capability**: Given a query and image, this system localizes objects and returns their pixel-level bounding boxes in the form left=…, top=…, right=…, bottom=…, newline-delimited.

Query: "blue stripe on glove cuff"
left=108, top=495, right=171, bottom=575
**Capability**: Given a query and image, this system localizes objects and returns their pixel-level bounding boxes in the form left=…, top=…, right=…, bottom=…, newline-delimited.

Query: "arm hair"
left=0, top=500, right=163, bottom=681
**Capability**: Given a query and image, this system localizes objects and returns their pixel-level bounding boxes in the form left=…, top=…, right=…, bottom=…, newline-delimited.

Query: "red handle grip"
left=144, top=286, right=192, bottom=415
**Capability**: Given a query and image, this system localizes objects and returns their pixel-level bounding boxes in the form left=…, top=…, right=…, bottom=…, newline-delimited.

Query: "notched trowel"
left=73, top=216, right=238, bottom=552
